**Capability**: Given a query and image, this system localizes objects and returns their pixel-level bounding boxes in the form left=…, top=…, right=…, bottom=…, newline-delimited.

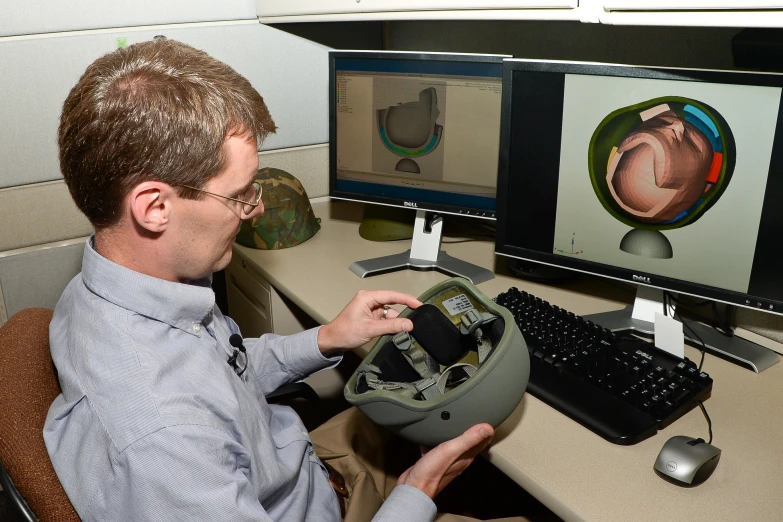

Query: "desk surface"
left=234, top=200, right=783, bottom=522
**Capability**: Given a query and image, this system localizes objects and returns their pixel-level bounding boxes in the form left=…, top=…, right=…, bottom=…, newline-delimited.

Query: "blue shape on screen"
left=684, top=105, right=722, bottom=152
left=664, top=197, right=704, bottom=224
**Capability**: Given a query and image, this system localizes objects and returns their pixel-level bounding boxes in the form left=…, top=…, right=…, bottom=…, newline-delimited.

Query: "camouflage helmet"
left=235, top=168, right=321, bottom=250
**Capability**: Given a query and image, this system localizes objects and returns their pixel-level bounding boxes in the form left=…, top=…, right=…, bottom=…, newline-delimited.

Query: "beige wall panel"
left=1, top=22, right=329, bottom=189
left=0, top=181, right=92, bottom=252
left=0, top=239, right=86, bottom=325
left=259, top=144, right=329, bottom=198
left=0, top=280, right=7, bottom=324
left=1, top=0, right=256, bottom=37
left=0, top=143, right=326, bottom=254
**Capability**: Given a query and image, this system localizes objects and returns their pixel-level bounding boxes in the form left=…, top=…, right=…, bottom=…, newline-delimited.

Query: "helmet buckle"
left=392, top=331, right=413, bottom=351
left=460, top=309, right=483, bottom=337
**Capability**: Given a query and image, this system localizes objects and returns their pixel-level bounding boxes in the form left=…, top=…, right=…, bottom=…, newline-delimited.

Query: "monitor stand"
left=584, top=285, right=780, bottom=373
left=349, top=210, right=495, bottom=285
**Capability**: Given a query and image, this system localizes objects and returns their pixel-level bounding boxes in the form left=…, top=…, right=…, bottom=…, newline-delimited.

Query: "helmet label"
left=442, top=294, right=475, bottom=316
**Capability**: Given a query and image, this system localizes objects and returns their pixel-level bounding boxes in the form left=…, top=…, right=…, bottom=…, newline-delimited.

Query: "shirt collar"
left=81, top=236, right=215, bottom=335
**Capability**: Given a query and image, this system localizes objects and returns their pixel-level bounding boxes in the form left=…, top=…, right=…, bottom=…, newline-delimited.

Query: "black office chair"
left=267, top=382, right=320, bottom=403
left=0, top=308, right=80, bottom=522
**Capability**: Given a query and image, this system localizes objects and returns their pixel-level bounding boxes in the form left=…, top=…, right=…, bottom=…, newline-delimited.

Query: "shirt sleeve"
left=371, top=485, right=437, bottom=522
left=90, top=425, right=273, bottom=522
left=245, top=326, right=342, bottom=396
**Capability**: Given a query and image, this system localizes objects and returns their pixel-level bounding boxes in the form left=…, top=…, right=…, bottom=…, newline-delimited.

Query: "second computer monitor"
left=329, top=51, right=507, bottom=282
left=495, top=59, right=783, bottom=370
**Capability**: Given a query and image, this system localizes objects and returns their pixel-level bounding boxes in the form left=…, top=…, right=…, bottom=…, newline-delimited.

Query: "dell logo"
left=633, top=275, right=651, bottom=284
left=403, top=201, right=418, bottom=208
left=666, top=461, right=677, bottom=472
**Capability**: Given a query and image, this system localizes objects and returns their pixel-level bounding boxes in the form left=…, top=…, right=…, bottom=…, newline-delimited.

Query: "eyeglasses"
left=181, top=181, right=262, bottom=215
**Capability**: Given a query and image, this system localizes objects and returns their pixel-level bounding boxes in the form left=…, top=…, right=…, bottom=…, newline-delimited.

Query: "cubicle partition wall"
left=0, top=20, right=331, bottom=325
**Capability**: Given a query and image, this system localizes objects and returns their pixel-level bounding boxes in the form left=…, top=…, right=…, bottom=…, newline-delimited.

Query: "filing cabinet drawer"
left=225, top=257, right=273, bottom=337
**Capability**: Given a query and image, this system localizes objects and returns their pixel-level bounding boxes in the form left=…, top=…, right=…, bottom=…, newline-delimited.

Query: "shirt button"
left=192, top=323, right=202, bottom=333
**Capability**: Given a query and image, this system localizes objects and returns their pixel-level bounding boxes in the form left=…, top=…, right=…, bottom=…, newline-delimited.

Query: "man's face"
left=172, top=133, right=262, bottom=281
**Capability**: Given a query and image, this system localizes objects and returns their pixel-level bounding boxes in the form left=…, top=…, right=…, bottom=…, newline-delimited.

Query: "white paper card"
left=654, top=312, right=685, bottom=359
left=442, top=294, right=474, bottom=316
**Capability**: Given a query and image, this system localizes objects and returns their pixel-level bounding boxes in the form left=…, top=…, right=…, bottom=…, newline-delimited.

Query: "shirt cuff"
left=284, top=326, right=342, bottom=377
left=372, top=485, right=436, bottom=522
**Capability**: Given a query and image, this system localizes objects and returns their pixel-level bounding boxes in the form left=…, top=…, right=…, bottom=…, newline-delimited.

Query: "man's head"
left=59, top=38, right=276, bottom=281
left=59, top=38, right=276, bottom=228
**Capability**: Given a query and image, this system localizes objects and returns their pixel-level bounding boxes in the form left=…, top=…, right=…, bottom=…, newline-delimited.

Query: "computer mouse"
left=654, top=435, right=721, bottom=487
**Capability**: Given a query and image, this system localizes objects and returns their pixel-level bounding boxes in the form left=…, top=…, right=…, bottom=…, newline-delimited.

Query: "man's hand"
left=397, top=424, right=494, bottom=499
left=317, top=290, right=422, bottom=354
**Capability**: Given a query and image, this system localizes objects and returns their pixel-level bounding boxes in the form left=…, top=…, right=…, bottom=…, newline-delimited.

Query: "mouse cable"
left=697, top=400, right=713, bottom=444
left=711, top=301, right=734, bottom=337
left=665, top=291, right=707, bottom=372
left=663, top=291, right=677, bottom=319
left=663, top=291, right=676, bottom=318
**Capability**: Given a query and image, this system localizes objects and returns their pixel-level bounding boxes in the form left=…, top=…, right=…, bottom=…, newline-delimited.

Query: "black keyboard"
left=495, top=287, right=713, bottom=445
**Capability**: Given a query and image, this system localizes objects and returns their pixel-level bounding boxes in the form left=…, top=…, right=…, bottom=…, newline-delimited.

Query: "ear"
left=128, top=181, right=174, bottom=233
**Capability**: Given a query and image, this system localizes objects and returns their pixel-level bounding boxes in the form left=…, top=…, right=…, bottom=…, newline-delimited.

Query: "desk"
left=234, top=200, right=783, bottom=522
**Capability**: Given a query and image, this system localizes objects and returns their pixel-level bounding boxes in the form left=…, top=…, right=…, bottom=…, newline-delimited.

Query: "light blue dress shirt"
left=44, top=238, right=436, bottom=522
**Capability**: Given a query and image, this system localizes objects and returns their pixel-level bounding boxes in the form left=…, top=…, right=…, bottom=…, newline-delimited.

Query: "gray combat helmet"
left=345, top=277, right=530, bottom=447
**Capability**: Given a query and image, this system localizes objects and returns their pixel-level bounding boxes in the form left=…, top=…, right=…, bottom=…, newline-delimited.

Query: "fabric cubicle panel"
left=0, top=181, right=92, bottom=253
left=259, top=144, right=329, bottom=199
left=0, top=143, right=325, bottom=326
left=0, top=0, right=257, bottom=37
left=0, top=21, right=330, bottom=190
left=0, top=239, right=86, bottom=325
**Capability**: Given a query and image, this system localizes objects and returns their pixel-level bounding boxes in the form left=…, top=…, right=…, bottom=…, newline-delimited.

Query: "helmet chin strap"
left=357, top=309, right=498, bottom=401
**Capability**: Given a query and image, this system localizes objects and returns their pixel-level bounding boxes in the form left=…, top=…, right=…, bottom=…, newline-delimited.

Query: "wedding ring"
left=382, top=305, right=390, bottom=320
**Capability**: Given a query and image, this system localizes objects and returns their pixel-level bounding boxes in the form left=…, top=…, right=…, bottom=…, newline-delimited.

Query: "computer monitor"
left=329, top=51, right=508, bottom=284
left=495, top=59, right=782, bottom=372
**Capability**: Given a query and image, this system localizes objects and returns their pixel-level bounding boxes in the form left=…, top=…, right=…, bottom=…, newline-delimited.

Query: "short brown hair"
left=58, top=38, right=276, bottom=228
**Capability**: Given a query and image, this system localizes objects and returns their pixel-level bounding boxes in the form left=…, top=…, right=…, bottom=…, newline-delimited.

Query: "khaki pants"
left=310, top=407, right=531, bottom=522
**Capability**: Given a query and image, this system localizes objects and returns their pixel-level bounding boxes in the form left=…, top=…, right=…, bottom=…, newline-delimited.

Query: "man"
left=44, top=38, right=495, bottom=521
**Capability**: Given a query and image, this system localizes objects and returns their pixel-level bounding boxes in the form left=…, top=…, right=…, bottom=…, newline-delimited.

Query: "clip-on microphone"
left=228, top=334, right=247, bottom=376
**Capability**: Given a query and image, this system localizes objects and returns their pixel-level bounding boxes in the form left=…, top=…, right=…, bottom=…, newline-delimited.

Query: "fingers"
left=442, top=424, right=494, bottom=459
left=360, top=290, right=422, bottom=310
left=383, top=307, right=401, bottom=320
left=381, top=308, right=411, bottom=328
left=370, top=317, right=413, bottom=338
left=418, top=424, right=494, bottom=478
left=361, top=291, right=421, bottom=336
left=397, top=423, right=495, bottom=497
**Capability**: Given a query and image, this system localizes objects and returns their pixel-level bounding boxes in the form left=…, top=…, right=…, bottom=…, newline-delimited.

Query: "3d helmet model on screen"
left=588, top=96, right=736, bottom=259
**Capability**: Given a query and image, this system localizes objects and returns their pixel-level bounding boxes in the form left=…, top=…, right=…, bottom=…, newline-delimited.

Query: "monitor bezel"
left=329, top=50, right=509, bottom=221
left=495, top=58, right=783, bottom=316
